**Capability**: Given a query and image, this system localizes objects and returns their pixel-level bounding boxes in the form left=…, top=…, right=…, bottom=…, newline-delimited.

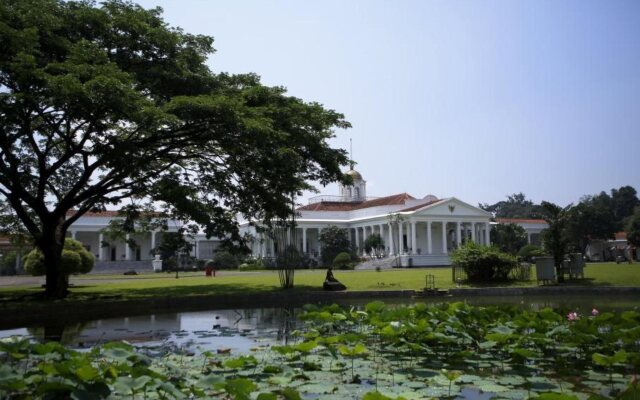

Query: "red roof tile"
left=297, top=193, right=416, bottom=212
left=66, top=210, right=122, bottom=217
left=615, top=232, right=627, bottom=240
left=496, top=218, right=547, bottom=224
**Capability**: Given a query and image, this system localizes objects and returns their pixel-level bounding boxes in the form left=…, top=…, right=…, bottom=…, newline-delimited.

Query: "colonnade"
left=251, top=219, right=491, bottom=258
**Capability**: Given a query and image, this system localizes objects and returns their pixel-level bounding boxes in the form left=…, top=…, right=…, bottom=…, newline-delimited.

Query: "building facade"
left=240, top=168, right=494, bottom=266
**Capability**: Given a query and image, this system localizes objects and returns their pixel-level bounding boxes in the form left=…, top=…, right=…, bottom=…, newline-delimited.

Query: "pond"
left=1, top=294, right=640, bottom=399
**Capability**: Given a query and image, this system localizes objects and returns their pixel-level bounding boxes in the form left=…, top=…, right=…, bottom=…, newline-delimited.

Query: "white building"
left=65, top=211, right=221, bottom=269
left=240, top=168, right=494, bottom=267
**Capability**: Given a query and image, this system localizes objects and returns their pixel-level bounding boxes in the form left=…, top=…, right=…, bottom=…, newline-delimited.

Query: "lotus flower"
left=592, top=308, right=599, bottom=316
left=567, top=312, right=579, bottom=321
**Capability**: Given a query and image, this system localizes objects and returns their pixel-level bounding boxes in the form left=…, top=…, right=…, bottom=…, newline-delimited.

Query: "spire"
left=349, top=138, right=354, bottom=170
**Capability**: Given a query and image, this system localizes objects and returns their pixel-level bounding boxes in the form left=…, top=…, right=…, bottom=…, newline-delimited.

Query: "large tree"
left=563, top=193, right=618, bottom=252
left=490, top=223, right=528, bottom=255
left=540, top=201, right=569, bottom=283
left=0, top=0, right=350, bottom=297
left=611, top=186, right=639, bottom=224
left=626, top=207, right=640, bottom=248
left=479, top=193, right=543, bottom=219
left=318, top=226, right=352, bottom=267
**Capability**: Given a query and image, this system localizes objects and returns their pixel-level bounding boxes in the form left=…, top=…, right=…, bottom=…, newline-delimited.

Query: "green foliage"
left=564, top=194, right=619, bottom=251
left=23, top=239, right=94, bottom=276
left=156, top=232, right=194, bottom=261
left=479, top=193, right=543, bottom=218
left=212, top=250, right=242, bottom=270
left=626, top=208, right=640, bottom=247
left=319, top=226, right=352, bottom=267
left=541, top=201, right=570, bottom=282
left=0, top=251, right=17, bottom=276
left=451, top=241, right=517, bottom=282
left=364, top=233, right=385, bottom=257
left=0, top=0, right=350, bottom=297
left=491, top=223, right=528, bottom=255
left=332, top=251, right=353, bottom=270
left=517, top=244, right=546, bottom=262
left=3, top=302, right=640, bottom=399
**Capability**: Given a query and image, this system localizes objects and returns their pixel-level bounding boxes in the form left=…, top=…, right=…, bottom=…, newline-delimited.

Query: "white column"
left=410, top=220, right=417, bottom=254
left=355, top=227, right=360, bottom=252
left=125, top=234, right=132, bottom=261
left=71, top=230, right=77, bottom=239
left=527, top=232, right=531, bottom=244
left=471, top=222, right=476, bottom=242
left=485, top=223, right=491, bottom=246
left=442, top=221, right=448, bottom=254
left=398, top=222, right=404, bottom=254
left=317, top=228, right=322, bottom=258
left=388, top=223, right=394, bottom=255
left=98, top=233, right=104, bottom=261
left=456, top=222, right=461, bottom=249
left=427, top=221, right=432, bottom=254
left=270, top=236, right=275, bottom=256
left=302, top=228, right=307, bottom=253
left=151, top=231, right=157, bottom=252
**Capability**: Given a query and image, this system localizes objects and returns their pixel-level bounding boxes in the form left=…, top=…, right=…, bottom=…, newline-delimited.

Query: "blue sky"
left=136, top=0, right=640, bottom=207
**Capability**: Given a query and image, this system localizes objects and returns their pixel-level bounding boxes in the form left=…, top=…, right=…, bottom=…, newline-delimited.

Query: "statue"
left=323, top=267, right=346, bottom=291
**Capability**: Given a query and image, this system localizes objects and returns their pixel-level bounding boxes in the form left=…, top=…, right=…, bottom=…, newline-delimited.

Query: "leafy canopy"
left=0, top=0, right=350, bottom=241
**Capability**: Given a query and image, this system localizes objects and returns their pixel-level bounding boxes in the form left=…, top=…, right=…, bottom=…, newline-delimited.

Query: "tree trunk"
left=38, top=219, right=69, bottom=299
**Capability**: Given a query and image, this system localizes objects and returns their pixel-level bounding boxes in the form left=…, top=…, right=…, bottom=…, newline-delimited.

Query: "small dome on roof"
left=423, top=194, right=439, bottom=202
left=345, top=169, right=363, bottom=180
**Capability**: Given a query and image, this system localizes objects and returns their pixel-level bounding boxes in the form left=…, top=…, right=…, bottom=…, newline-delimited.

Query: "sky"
left=136, top=0, right=640, bottom=207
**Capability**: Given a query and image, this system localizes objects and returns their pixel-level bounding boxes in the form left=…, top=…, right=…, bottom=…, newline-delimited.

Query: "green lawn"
left=1, top=262, right=639, bottom=305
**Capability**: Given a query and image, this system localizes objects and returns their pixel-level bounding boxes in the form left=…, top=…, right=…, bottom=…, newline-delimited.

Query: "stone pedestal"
left=152, top=254, right=163, bottom=272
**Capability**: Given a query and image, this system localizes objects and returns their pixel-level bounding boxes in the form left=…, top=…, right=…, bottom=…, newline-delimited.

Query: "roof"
left=397, top=198, right=446, bottom=212
left=496, top=218, right=548, bottom=224
left=66, top=210, right=162, bottom=218
left=297, top=193, right=416, bottom=212
left=66, top=210, right=122, bottom=217
left=345, top=169, right=363, bottom=180
left=615, top=232, right=627, bottom=240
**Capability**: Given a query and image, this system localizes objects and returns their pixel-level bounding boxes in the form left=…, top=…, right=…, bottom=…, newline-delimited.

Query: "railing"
left=307, top=195, right=379, bottom=204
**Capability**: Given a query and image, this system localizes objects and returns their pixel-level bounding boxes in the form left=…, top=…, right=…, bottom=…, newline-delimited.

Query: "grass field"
left=1, top=262, right=639, bottom=304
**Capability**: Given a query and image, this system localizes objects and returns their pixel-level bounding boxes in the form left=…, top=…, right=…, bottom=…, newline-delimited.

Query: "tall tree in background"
left=480, top=193, right=543, bottom=219
left=318, top=226, right=352, bottom=267
left=626, top=208, right=640, bottom=249
left=0, top=0, right=350, bottom=298
left=611, top=186, right=639, bottom=224
left=490, top=223, right=528, bottom=255
left=564, top=193, right=618, bottom=252
left=540, top=201, right=569, bottom=283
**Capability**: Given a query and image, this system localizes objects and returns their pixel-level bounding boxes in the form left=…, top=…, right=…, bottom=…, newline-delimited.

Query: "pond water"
left=2, top=294, right=639, bottom=399
left=2, top=294, right=639, bottom=352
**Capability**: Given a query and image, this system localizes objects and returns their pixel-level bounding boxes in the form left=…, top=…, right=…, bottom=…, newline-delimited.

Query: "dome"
left=423, top=194, right=439, bottom=202
left=345, top=169, right=363, bottom=181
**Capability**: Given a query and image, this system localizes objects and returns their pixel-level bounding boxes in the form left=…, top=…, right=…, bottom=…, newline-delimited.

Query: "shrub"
left=451, top=242, right=517, bottom=282
left=23, top=239, right=95, bottom=276
left=0, top=251, right=18, bottom=276
left=517, top=244, right=546, bottom=262
left=238, top=258, right=266, bottom=271
left=333, top=252, right=353, bottom=270
left=212, top=250, right=241, bottom=270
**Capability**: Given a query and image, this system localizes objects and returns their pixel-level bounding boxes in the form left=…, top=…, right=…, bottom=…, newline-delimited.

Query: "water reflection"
left=3, top=294, right=639, bottom=352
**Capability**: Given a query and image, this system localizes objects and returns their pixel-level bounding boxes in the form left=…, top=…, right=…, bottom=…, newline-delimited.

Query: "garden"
left=1, top=301, right=640, bottom=399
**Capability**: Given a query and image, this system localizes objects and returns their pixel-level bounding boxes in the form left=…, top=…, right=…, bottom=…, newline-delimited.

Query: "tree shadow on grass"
left=0, top=282, right=323, bottom=306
